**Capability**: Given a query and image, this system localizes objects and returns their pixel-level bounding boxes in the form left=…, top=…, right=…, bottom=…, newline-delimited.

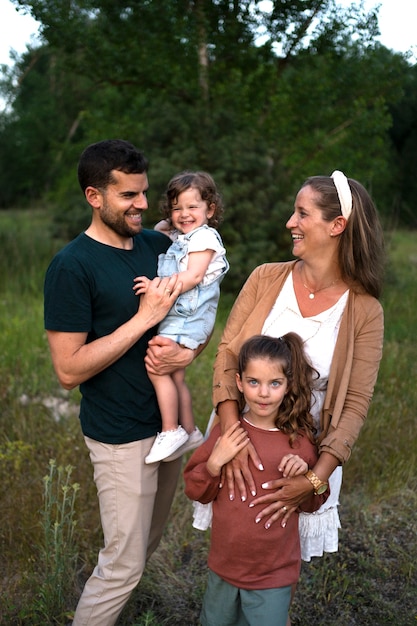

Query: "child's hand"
left=206, top=422, right=249, bottom=478
left=154, top=219, right=174, bottom=237
left=133, top=276, right=151, bottom=295
left=278, top=454, right=308, bottom=477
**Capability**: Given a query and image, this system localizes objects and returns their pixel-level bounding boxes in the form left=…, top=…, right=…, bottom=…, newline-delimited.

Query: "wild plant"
left=34, top=459, right=80, bottom=622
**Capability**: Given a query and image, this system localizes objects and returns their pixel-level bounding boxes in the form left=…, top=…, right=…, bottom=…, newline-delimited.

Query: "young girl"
left=134, top=171, right=229, bottom=464
left=184, top=334, right=328, bottom=626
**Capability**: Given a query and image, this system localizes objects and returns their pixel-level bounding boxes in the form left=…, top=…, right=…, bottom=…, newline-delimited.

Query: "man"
left=44, top=139, right=196, bottom=625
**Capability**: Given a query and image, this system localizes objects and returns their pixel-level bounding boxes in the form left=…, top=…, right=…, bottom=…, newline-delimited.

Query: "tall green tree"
left=1, top=0, right=410, bottom=289
left=0, top=44, right=92, bottom=207
left=387, top=62, right=417, bottom=228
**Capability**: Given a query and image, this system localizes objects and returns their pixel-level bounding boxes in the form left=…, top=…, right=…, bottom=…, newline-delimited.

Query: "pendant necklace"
left=301, top=268, right=340, bottom=300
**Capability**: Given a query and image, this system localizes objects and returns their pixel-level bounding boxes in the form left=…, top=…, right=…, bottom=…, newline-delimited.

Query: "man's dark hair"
left=77, top=139, right=149, bottom=192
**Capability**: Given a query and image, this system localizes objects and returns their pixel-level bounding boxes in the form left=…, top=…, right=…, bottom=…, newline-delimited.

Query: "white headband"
left=331, top=170, right=352, bottom=219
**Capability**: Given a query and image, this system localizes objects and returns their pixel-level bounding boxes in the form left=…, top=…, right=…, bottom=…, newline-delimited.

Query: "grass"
left=0, top=210, right=416, bottom=625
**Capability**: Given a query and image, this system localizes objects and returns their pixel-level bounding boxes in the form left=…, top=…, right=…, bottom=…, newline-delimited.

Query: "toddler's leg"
left=145, top=371, right=189, bottom=464
left=172, top=368, right=195, bottom=434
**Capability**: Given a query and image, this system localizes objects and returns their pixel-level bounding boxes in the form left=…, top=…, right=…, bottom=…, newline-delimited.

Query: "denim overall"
left=157, top=225, right=229, bottom=349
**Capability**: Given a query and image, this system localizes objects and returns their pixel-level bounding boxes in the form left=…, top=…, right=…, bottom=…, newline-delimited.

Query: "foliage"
left=30, top=460, right=80, bottom=623
left=387, top=63, right=417, bottom=228
left=344, top=230, right=417, bottom=498
left=0, top=1, right=415, bottom=292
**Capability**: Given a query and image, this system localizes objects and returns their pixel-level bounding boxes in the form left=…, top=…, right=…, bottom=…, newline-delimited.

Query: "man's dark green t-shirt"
left=44, top=230, right=170, bottom=444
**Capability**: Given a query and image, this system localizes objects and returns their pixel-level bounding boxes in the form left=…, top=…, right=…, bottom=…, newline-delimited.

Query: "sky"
left=0, top=0, right=416, bottom=67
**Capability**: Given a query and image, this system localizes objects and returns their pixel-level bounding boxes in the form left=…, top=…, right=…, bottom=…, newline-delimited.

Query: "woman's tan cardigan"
left=212, top=261, right=384, bottom=464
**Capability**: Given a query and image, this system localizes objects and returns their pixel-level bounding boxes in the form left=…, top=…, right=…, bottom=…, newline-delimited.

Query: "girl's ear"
left=207, top=202, right=216, bottom=219
left=236, top=372, right=243, bottom=393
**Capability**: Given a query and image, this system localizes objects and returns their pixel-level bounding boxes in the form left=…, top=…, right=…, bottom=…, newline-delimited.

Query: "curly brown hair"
left=159, top=171, right=224, bottom=229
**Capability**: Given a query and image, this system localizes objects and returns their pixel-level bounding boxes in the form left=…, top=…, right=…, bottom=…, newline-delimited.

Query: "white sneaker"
left=163, top=427, right=204, bottom=462
left=145, top=426, right=189, bottom=464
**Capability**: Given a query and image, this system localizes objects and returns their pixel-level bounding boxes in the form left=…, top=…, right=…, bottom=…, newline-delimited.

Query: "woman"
left=212, top=170, right=384, bottom=563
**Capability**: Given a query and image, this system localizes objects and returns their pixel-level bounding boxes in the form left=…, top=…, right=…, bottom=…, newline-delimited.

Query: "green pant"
left=200, top=569, right=291, bottom=626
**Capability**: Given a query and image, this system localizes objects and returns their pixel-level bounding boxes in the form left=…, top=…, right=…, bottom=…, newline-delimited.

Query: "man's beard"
left=100, top=201, right=142, bottom=238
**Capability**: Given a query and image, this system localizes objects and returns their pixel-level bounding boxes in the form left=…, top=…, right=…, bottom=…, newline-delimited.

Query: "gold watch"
left=304, top=470, right=328, bottom=495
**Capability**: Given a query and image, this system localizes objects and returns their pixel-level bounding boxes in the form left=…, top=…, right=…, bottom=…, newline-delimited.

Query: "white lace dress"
left=262, top=273, right=349, bottom=562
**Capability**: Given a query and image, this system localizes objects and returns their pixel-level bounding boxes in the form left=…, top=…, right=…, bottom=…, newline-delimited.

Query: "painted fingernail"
left=261, top=482, right=269, bottom=488
left=229, top=494, right=234, bottom=501
left=255, top=517, right=261, bottom=523
left=251, top=490, right=256, bottom=496
left=265, top=522, right=271, bottom=529
left=259, top=464, right=264, bottom=471
left=241, top=495, right=246, bottom=502
left=249, top=503, right=254, bottom=508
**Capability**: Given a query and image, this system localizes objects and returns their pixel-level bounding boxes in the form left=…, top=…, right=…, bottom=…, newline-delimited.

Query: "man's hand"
left=135, top=275, right=181, bottom=330
left=46, top=276, right=182, bottom=390
left=145, top=335, right=194, bottom=376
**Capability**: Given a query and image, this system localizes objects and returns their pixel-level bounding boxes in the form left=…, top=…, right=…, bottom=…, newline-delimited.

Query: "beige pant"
left=72, top=435, right=181, bottom=626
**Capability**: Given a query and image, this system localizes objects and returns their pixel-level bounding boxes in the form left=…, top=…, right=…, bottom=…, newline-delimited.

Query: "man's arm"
left=47, top=274, right=181, bottom=389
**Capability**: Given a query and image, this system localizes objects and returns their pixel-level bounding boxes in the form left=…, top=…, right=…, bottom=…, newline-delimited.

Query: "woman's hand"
left=249, top=474, right=312, bottom=529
